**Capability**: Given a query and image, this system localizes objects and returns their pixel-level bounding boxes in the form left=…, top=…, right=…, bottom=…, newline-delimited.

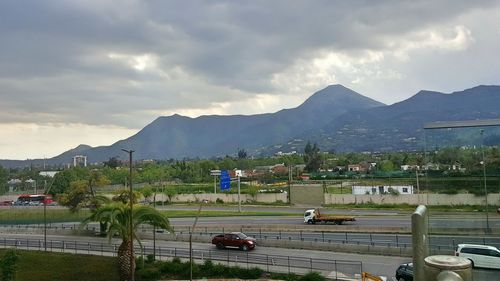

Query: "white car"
left=455, top=243, right=500, bottom=269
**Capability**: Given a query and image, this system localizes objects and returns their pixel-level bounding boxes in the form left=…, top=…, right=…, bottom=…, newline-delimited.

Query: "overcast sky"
left=1, top=1, right=500, bottom=160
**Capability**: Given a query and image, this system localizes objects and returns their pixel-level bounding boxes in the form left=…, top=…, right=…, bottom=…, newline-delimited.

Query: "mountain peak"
left=299, top=84, right=384, bottom=110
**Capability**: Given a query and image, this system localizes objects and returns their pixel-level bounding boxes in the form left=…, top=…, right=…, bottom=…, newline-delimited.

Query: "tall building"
left=73, top=155, right=87, bottom=167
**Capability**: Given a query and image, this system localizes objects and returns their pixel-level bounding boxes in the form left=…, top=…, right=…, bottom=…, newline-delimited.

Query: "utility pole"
left=480, top=129, right=490, bottom=232
left=237, top=173, right=241, bottom=213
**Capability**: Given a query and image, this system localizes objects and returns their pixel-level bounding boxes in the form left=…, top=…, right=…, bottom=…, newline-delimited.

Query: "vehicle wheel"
left=311, top=219, right=316, bottom=225
left=398, top=278, right=405, bottom=281
left=307, top=219, right=313, bottom=224
left=241, top=245, right=249, bottom=251
left=216, top=243, right=225, bottom=249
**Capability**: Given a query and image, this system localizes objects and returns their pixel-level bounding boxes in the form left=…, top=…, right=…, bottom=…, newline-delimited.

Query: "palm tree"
left=81, top=203, right=172, bottom=281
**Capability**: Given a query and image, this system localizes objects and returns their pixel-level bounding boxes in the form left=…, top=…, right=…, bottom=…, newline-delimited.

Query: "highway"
left=0, top=233, right=497, bottom=280
left=2, top=205, right=500, bottom=280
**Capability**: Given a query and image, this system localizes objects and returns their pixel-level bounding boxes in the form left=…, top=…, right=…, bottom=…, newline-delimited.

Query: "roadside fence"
left=0, top=236, right=362, bottom=280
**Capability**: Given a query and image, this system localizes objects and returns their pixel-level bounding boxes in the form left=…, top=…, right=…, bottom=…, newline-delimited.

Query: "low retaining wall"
left=170, top=193, right=288, bottom=204
left=325, top=193, right=500, bottom=206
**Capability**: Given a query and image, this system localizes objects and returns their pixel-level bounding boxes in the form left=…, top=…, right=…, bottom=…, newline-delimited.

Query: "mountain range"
left=2, top=84, right=500, bottom=168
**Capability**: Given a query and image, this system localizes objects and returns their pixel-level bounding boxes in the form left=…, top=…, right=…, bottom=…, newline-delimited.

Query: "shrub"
left=216, top=198, right=224, bottom=204
left=136, top=267, right=161, bottom=280
left=438, top=189, right=459, bottom=195
left=1, top=249, right=19, bottom=281
left=300, top=272, right=325, bottom=281
left=145, top=254, right=155, bottom=264
left=271, top=272, right=300, bottom=281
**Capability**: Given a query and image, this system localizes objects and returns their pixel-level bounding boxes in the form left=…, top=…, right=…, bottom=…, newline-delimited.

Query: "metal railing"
left=2, top=223, right=500, bottom=253
left=0, top=237, right=362, bottom=279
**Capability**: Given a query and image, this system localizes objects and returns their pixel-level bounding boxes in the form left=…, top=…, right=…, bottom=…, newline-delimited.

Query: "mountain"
left=2, top=84, right=500, bottom=168
left=0, top=85, right=381, bottom=167
left=272, top=85, right=500, bottom=153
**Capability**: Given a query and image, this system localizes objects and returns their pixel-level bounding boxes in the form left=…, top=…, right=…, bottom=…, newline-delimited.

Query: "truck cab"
left=304, top=209, right=317, bottom=224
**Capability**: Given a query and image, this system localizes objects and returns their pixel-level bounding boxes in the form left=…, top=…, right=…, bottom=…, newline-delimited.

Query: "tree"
left=81, top=203, right=172, bottom=281
left=139, top=186, right=154, bottom=204
left=304, top=141, right=321, bottom=172
left=104, top=157, right=122, bottom=168
left=0, top=165, right=8, bottom=195
left=237, top=148, right=247, bottom=159
left=58, top=171, right=110, bottom=212
left=1, top=249, right=19, bottom=281
left=380, top=160, right=395, bottom=172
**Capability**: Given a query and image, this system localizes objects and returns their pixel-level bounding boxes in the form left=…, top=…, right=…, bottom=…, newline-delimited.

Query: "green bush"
left=136, top=267, right=161, bottom=280
left=1, top=249, right=19, bottom=281
left=145, top=254, right=155, bottom=264
left=300, top=272, right=325, bottom=281
left=438, top=189, right=459, bottom=195
left=270, top=272, right=300, bottom=281
left=138, top=258, right=266, bottom=280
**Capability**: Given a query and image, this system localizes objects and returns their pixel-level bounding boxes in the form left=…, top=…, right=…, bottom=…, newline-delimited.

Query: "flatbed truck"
left=304, top=208, right=356, bottom=225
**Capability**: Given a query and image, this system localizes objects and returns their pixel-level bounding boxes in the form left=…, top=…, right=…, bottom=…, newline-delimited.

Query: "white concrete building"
left=352, top=185, right=414, bottom=195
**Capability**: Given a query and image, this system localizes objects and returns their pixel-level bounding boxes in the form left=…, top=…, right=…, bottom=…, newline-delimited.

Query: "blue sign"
left=220, top=170, right=231, bottom=191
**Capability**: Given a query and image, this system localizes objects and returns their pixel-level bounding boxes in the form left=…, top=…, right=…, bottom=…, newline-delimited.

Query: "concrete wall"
left=162, top=192, right=287, bottom=203
left=3, top=192, right=499, bottom=206
left=290, top=184, right=324, bottom=206
left=325, top=193, right=500, bottom=206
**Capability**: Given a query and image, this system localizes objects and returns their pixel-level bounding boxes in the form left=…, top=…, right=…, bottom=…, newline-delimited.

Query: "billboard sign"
left=220, top=170, right=231, bottom=191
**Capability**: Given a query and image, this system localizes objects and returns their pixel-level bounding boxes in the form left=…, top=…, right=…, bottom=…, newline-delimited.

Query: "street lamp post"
left=480, top=130, right=490, bottom=232
left=190, top=199, right=207, bottom=281
left=121, top=149, right=135, bottom=281
left=43, top=178, right=56, bottom=251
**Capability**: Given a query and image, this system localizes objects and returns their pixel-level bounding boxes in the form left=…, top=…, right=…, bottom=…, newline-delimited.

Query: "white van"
left=455, top=244, right=500, bottom=269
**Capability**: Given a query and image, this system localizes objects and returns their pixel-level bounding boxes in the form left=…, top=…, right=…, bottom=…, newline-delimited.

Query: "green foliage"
left=237, top=148, right=248, bottom=159
left=81, top=203, right=172, bottom=244
left=0, top=166, right=8, bottom=195
left=1, top=249, right=19, bottom=281
left=300, top=272, right=325, bottom=281
left=380, top=160, right=395, bottom=172
left=270, top=272, right=300, bottom=281
left=139, top=187, right=154, bottom=203
left=438, top=189, right=459, bottom=195
left=104, top=157, right=121, bottom=169
left=57, top=180, right=90, bottom=211
left=137, top=258, right=264, bottom=281
left=215, top=198, right=224, bottom=204
left=304, top=141, right=321, bottom=172
left=387, top=187, right=400, bottom=195
left=0, top=249, right=119, bottom=281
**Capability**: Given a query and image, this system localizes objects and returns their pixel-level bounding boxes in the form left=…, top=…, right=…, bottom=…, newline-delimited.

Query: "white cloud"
left=390, top=25, right=474, bottom=61
left=0, top=1, right=500, bottom=159
left=0, top=123, right=136, bottom=160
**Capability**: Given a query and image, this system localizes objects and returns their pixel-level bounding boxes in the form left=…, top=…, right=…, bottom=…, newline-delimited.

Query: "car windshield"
left=236, top=233, right=248, bottom=239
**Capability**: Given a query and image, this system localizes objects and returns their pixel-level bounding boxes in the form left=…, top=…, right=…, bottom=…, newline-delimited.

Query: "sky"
left=1, top=1, right=500, bottom=160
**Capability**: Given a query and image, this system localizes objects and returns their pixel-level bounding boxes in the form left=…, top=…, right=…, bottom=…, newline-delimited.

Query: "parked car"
left=211, top=232, right=256, bottom=251
left=0, top=200, right=13, bottom=206
left=395, top=263, right=413, bottom=281
left=455, top=243, right=500, bottom=269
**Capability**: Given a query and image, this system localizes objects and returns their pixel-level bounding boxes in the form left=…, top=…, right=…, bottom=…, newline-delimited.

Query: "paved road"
left=159, top=205, right=500, bottom=231
left=0, top=233, right=497, bottom=280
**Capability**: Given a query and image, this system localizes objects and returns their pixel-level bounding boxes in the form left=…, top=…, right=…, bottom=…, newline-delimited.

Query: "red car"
left=211, top=232, right=257, bottom=251
left=0, top=200, right=13, bottom=206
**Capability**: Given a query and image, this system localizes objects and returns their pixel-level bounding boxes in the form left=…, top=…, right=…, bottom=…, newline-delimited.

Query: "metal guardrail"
left=1, top=223, right=500, bottom=253
left=0, top=237, right=363, bottom=279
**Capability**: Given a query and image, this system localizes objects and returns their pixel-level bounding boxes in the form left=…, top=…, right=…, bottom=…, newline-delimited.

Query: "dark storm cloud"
left=0, top=0, right=499, bottom=129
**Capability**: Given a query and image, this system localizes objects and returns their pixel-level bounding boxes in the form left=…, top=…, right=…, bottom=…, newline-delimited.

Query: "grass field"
left=0, top=249, right=119, bottom=281
left=0, top=207, right=296, bottom=225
